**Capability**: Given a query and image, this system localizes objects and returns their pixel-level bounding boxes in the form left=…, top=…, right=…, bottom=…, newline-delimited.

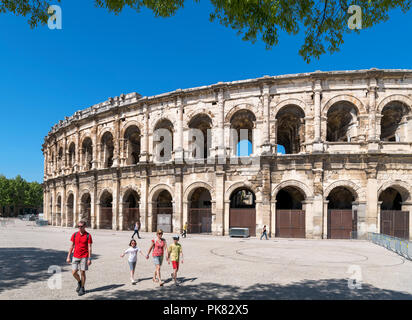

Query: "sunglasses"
left=78, top=225, right=85, bottom=228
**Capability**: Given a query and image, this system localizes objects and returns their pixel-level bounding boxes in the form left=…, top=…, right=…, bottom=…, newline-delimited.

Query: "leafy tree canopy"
left=1, top=0, right=411, bottom=61
left=0, top=175, right=43, bottom=208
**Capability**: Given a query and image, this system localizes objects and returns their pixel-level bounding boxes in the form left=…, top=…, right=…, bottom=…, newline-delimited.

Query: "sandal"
left=159, top=281, right=164, bottom=286
left=152, top=277, right=159, bottom=283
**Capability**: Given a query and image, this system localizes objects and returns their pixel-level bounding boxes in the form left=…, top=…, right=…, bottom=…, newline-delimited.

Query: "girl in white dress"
left=121, top=239, right=145, bottom=284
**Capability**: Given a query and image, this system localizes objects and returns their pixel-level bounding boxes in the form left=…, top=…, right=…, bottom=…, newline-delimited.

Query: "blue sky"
left=1, top=1, right=411, bottom=182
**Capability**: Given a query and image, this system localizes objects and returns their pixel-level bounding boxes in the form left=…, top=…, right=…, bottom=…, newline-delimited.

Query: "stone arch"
left=184, top=181, right=214, bottom=201
left=185, top=109, right=216, bottom=128
left=273, top=98, right=308, bottom=118
left=149, top=183, right=175, bottom=202
left=224, top=103, right=257, bottom=123
left=322, top=94, right=365, bottom=116
left=120, top=185, right=142, bottom=203
left=153, top=117, right=175, bottom=132
left=272, top=180, right=313, bottom=200
left=225, top=181, right=261, bottom=203
left=120, top=120, right=143, bottom=137
left=324, top=180, right=363, bottom=202
left=97, top=188, right=113, bottom=203
left=377, top=94, right=412, bottom=114
left=97, top=127, right=114, bottom=142
left=378, top=180, right=411, bottom=202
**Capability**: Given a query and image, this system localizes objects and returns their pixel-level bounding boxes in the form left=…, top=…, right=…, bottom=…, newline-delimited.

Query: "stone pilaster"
left=214, top=165, right=225, bottom=235
left=261, top=83, right=272, bottom=154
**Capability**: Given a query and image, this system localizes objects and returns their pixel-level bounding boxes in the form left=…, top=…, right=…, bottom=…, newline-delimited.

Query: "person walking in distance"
left=182, top=222, right=188, bottom=238
left=146, top=229, right=168, bottom=286
left=168, top=235, right=184, bottom=286
left=131, top=221, right=141, bottom=239
left=260, top=225, right=268, bottom=240
left=66, top=221, right=93, bottom=296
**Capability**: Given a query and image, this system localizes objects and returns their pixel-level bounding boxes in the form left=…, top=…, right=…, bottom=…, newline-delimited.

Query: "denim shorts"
left=128, top=261, right=136, bottom=270
left=153, top=255, right=163, bottom=266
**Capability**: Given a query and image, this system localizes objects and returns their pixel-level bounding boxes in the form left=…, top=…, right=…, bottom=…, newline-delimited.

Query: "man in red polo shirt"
left=66, top=220, right=93, bottom=296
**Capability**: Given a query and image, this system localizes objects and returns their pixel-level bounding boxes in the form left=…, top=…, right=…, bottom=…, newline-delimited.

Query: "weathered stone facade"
left=42, top=69, right=412, bottom=239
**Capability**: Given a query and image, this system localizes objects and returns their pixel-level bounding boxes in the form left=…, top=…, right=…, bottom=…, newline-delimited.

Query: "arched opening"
left=276, top=105, right=305, bottom=154
left=153, top=190, right=173, bottom=233
left=379, top=187, right=409, bottom=239
left=123, top=190, right=140, bottom=230
left=229, top=188, right=256, bottom=236
left=124, top=126, right=141, bottom=165
left=56, top=195, right=62, bottom=226
left=327, top=187, right=356, bottom=239
left=80, top=193, right=91, bottom=227
left=380, top=102, right=410, bottom=142
left=68, top=143, right=76, bottom=169
left=153, top=119, right=174, bottom=162
left=101, top=132, right=114, bottom=168
left=327, top=102, right=358, bottom=142
left=81, top=137, right=93, bottom=171
left=230, top=110, right=256, bottom=157
left=276, top=187, right=305, bottom=238
left=188, top=114, right=212, bottom=160
left=67, top=193, right=74, bottom=227
left=99, top=191, right=113, bottom=229
left=188, top=187, right=212, bottom=233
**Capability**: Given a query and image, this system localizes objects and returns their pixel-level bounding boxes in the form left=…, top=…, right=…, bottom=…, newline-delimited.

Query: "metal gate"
left=100, top=207, right=113, bottom=229
left=229, top=208, right=256, bottom=236
left=276, top=210, right=305, bottom=238
left=381, top=210, right=409, bottom=240
left=155, top=207, right=173, bottom=233
left=123, top=208, right=140, bottom=230
left=328, top=210, right=355, bottom=239
left=189, top=208, right=212, bottom=233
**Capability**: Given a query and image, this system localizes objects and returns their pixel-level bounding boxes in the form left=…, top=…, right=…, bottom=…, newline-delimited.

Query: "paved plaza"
left=1, top=218, right=412, bottom=300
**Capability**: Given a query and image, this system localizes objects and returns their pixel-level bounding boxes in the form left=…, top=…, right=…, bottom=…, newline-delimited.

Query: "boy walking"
left=66, top=220, right=93, bottom=296
left=260, top=225, right=268, bottom=240
left=168, top=235, right=183, bottom=286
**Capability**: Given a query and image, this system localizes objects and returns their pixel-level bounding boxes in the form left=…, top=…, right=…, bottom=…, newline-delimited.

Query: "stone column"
left=112, top=116, right=120, bottom=167
left=140, top=104, right=149, bottom=163
left=366, top=163, right=378, bottom=236
left=270, top=200, right=277, bottom=238
left=312, top=162, right=324, bottom=238
left=140, top=170, right=148, bottom=232
left=217, top=88, right=226, bottom=161
left=91, top=176, right=97, bottom=229
left=259, top=162, right=271, bottom=236
left=74, top=178, right=79, bottom=227
left=113, top=173, right=120, bottom=230
left=175, top=96, right=184, bottom=163
left=63, top=135, right=67, bottom=174
left=43, top=149, right=47, bottom=180
left=401, top=201, right=412, bottom=240
left=214, top=166, right=225, bottom=235
left=261, top=84, right=272, bottom=154
left=377, top=201, right=382, bottom=234
left=368, top=80, right=379, bottom=151
left=62, top=183, right=66, bottom=227
left=75, top=127, right=80, bottom=173
left=92, top=122, right=98, bottom=169
left=270, top=119, right=277, bottom=154
left=313, top=79, right=323, bottom=152
left=323, top=200, right=329, bottom=239
left=224, top=200, right=230, bottom=235
left=174, top=167, right=183, bottom=233
left=52, top=185, right=57, bottom=226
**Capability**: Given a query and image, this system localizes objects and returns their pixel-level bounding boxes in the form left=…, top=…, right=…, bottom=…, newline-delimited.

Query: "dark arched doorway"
left=100, top=191, right=113, bottom=229
left=276, top=187, right=305, bottom=238
left=154, top=190, right=173, bottom=233
left=123, top=190, right=140, bottom=230
left=188, top=188, right=212, bottom=233
left=229, top=188, right=256, bottom=236
left=327, top=187, right=357, bottom=239
left=379, top=187, right=409, bottom=239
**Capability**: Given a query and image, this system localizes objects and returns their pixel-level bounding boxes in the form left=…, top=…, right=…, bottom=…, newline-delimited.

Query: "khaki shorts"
left=72, top=257, right=88, bottom=271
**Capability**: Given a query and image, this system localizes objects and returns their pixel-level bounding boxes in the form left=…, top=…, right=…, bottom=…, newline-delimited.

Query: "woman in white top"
left=120, top=239, right=145, bottom=284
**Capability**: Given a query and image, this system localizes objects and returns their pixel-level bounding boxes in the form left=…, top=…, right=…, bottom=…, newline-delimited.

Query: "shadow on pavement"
left=87, top=284, right=125, bottom=293
left=0, top=247, right=99, bottom=293
left=88, top=278, right=412, bottom=300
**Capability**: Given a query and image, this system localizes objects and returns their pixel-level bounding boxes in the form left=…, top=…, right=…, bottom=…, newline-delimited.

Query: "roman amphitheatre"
left=42, top=68, right=412, bottom=240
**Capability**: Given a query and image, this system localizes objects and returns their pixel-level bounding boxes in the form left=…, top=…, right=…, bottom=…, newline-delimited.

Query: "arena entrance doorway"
left=327, top=187, right=356, bottom=239
left=188, top=187, right=212, bottom=233
left=276, top=187, right=305, bottom=238
left=379, top=187, right=409, bottom=239
left=229, top=188, right=256, bottom=236
left=154, top=190, right=173, bottom=233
